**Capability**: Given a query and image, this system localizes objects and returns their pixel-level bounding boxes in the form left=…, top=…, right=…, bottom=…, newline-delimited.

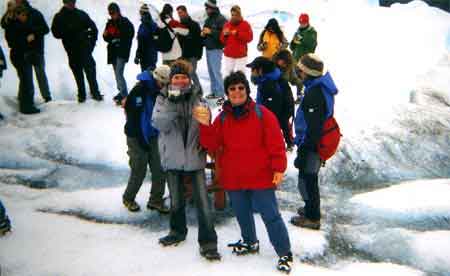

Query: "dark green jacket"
left=289, top=25, right=317, bottom=62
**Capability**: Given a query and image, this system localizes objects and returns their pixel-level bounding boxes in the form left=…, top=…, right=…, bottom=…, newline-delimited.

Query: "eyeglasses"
left=228, top=85, right=246, bottom=92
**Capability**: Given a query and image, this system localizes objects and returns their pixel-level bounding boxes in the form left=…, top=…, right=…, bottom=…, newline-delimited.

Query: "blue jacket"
left=136, top=16, right=158, bottom=70
left=294, top=72, right=338, bottom=148
left=253, top=68, right=288, bottom=121
left=124, top=70, right=160, bottom=148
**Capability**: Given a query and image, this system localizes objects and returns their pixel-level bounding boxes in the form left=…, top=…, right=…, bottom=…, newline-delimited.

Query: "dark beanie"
left=108, top=2, right=120, bottom=13
left=63, top=0, right=76, bottom=4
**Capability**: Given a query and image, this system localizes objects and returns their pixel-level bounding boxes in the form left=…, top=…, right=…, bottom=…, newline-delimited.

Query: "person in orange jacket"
left=257, top=18, right=288, bottom=59
left=220, top=5, right=252, bottom=77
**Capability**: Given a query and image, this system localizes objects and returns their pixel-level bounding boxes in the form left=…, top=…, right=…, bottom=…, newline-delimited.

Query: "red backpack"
left=317, top=116, right=341, bottom=161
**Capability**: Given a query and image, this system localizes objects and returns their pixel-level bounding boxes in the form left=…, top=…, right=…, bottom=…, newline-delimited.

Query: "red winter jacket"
left=200, top=100, right=287, bottom=191
left=220, top=20, right=253, bottom=58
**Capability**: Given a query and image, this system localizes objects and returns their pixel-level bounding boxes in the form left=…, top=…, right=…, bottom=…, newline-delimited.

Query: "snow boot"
left=159, top=232, right=186, bottom=247
left=290, top=215, right=320, bottom=230
left=147, top=200, right=170, bottom=214
left=277, top=253, right=293, bottom=274
left=113, top=93, right=123, bottom=105
left=122, top=198, right=141, bottom=212
left=227, top=240, right=259, bottom=255
left=0, top=217, right=11, bottom=236
left=200, top=247, right=221, bottom=261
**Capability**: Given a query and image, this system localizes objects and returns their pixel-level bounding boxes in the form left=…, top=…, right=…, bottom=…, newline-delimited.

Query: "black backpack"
left=154, top=21, right=175, bottom=53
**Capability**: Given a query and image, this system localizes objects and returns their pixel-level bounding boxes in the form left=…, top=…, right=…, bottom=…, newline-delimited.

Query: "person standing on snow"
left=103, top=2, right=135, bottom=105
left=51, top=0, right=103, bottom=103
left=220, top=5, right=253, bottom=77
left=152, top=59, right=221, bottom=261
left=0, top=45, right=7, bottom=120
left=157, top=4, right=189, bottom=66
left=247, top=56, right=295, bottom=151
left=257, top=18, right=288, bottom=60
left=121, top=65, right=171, bottom=214
left=7, top=0, right=53, bottom=103
left=291, top=54, right=338, bottom=230
left=196, top=71, right=293, bottom=273
left=134, top=4, right=158, bottom=72
left=1, top=3, right=40, bottom=114
left=202, top=0, right=226, bottom=100
left=176, top=5, right=203, bottom=93
left=289, top=13, right=317, bottom=103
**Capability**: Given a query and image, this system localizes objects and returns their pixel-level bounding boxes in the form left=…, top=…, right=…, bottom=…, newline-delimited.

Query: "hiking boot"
left=20, top=106, right=40, bottom=115
left=277, top=253, right=293, bottom=274
left=113, top=93, right=123, bottom=105
left=44, top=96, right=52, bottom=103
left=78, top=95, right=86, bottom=103
left=290, top=215, right=320, bottom=230
left=227, top=240, right=260, bottom=255
left=159, top=233, right=186, bottom=247
left=0, top=218, right=11, bottom=236
left=286, top=145, right=294, bottom=152
left=147, top=200, right=170, bottom=214
left=200, top=247, right=221, bottom=261
left=92, top=93, right=104, bottom=101
left=122, top=198, right=141, bottom=212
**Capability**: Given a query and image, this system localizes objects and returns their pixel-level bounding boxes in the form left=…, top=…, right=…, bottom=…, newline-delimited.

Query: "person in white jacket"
left=158, top=4, right=189, bottom=65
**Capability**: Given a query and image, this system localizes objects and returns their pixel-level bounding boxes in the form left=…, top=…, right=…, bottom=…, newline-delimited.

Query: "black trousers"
left=68, top=52, right=100, bottom=99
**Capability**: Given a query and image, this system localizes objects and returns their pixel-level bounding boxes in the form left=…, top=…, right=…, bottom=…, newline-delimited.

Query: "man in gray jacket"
left=152, top=59, right=221, bottom=261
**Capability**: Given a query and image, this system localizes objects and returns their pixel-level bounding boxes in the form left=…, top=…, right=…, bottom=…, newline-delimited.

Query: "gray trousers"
left=187, top=57, right=202, bottom=93
left=30, top=53, right=51, bottom=100
left=113, top=58, right=128, bottom=97
left=123, top=137, right=166, bottom=204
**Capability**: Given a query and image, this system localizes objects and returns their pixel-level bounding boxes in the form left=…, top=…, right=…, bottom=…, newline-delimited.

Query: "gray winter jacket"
left=152, top=85, right=208, bottom=172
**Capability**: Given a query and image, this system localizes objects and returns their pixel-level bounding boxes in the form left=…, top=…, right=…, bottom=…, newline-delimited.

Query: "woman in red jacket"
left=220, top=5, right=253, bottom=77
left=194, top=71, right=293, bottom=273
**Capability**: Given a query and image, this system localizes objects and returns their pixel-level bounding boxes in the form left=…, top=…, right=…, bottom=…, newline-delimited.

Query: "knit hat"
left=204, top=0, right=218, bottom=9
left=169, top=59, right=192, bottom=80
left=63, top=0, right=76, bottom=4
left=152, top=65, right=171, bottom=85
left=140, top=3, right=149, bottom=14
left=299, top=13, right=309, bottom=25
left=297, top=53, right=324, bottom=77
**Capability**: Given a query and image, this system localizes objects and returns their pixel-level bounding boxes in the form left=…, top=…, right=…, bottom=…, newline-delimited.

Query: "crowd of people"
left=0, top=0, right=340, bottom=274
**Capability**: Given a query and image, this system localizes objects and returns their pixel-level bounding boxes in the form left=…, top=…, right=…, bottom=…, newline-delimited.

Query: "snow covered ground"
left=0, top=0, right=450, bottom=275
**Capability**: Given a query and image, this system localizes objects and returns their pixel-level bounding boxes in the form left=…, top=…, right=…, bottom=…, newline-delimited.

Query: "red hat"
left=299, top=13, right=309, bottom=25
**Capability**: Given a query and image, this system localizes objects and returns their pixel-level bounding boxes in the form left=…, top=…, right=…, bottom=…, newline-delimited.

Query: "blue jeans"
left=113, top=58, right=128, bottom=97
left=297, top=151, right=321, bottom=220
left=228, top=189, right=291, bottom=257
left=206, top=49, right=224, bottom=97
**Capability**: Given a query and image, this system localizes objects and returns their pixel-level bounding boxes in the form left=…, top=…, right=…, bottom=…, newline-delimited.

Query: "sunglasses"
left=228, top=85, right=246, bottom=92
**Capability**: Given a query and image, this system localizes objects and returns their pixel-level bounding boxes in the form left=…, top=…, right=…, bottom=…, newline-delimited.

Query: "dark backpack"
left=154, top=22, right=175, bottom=53
left=278, top=78, right=295, bottom=119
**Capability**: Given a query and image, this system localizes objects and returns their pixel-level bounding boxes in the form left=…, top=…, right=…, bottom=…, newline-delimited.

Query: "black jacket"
left=103, top=16, right=135, bottom=64
left=51, top=7, right=98, bottom=58
left=179, top=17, right=203, bottom=60
left=203, top=10, right=226, bottom=50
left=301, top=85, right=327, bottom=151
left=0, top=45, right=6, bottom=77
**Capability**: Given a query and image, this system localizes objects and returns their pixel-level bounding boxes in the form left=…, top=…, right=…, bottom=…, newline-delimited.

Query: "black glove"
left=294, top=147, right=308, bottom=170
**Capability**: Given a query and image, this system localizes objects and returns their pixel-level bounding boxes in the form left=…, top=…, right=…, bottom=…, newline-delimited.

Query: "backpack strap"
left=220, top=104, right=263, bottom=125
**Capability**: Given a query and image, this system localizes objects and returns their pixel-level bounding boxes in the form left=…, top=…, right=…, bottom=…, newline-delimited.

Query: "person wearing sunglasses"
left=103, top=2, right=135, bottom=105
left=195, top=71, right=293, bottom=273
